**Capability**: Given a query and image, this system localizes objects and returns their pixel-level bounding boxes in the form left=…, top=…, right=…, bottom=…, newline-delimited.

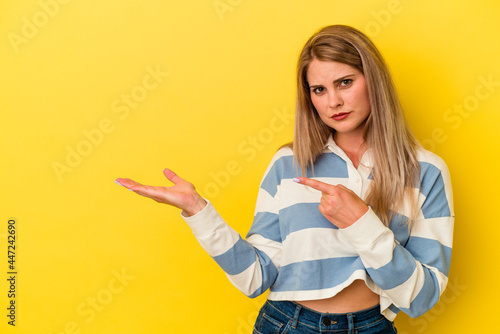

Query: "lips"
left=332, top=112, right=351, bottom=121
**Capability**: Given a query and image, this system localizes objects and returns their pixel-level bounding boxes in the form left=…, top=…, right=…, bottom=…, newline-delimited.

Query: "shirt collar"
left=324, top=134, right=339, bottom=151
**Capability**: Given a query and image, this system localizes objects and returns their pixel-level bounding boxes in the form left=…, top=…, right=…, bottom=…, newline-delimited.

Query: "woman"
left=116, top=25, right=454, bottom=333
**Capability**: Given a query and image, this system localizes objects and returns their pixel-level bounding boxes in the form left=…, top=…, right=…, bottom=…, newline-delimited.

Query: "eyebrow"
left=308, top=74, right=356, bottom=89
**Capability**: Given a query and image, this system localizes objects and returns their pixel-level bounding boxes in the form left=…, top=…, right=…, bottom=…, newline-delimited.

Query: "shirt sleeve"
left=181, top=151, right=286, bottom=298
left=340, top=157, right=454, bottom=318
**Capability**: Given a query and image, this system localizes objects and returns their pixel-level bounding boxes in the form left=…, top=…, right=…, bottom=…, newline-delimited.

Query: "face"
left=306, top=59, right=371, bottom=140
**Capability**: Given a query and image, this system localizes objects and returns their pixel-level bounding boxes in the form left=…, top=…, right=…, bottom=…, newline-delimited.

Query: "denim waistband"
left=265, top=300, right=386, bottom=331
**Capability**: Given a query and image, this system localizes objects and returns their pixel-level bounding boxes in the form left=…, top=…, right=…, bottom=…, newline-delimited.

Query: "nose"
left=328, top=90, right=343, bottom=108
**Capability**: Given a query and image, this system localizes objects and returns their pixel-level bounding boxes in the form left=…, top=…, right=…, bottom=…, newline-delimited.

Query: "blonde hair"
left=293, top=25, right=420, bottom=225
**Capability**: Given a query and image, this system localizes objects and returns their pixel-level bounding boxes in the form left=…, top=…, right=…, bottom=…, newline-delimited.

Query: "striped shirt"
left=183, top=136, right=454, bottom=321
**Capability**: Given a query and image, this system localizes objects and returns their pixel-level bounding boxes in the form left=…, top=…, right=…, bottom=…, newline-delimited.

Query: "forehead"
left=306, top=59, right=361, bottom=83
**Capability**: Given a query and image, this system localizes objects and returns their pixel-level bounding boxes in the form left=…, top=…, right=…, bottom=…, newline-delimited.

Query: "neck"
left=333, top=131, right=367, bottom=168
left=334, top=131, right=366, bottom=153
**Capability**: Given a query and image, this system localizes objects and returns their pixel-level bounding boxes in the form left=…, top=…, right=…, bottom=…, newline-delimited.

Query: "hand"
left=115, top=169, right=207, bottom=216
left=293, top=177, right=369, bottom=229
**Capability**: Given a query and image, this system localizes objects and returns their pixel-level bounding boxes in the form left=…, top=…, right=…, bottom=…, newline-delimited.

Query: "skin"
left=115, top=169, right=206, bottom=217
left=116, top=59, right=379, bottom=313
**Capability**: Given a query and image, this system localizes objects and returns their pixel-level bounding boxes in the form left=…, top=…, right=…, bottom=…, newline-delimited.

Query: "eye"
left=311, top=87, right=325, bottom=95
left=339, top=79, right=353, bottom=88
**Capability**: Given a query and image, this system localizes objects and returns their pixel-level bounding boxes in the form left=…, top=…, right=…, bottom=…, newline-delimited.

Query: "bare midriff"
left=297, top=280, right=379, bottom=313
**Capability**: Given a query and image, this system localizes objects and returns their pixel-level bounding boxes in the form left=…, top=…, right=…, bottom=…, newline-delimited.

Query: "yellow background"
left=1, top=0, right=499, bottom=333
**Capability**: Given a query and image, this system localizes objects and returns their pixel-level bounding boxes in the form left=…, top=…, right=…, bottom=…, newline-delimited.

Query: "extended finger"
left=336, top=184, right=355, bottom=194
left=115, top=178, right=144, bottom=190
left=293, top=177, right=335, bottom=194
left=115, top=179, right=164, bottom=198
left=131, top=185, right=168, bottom=200
left=163, top=168, right=183, bottom=185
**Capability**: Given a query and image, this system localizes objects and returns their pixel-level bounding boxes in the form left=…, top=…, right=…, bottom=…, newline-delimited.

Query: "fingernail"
left=115, top=180, right=123, bottom=186
left=292, top=178, right=300, bottom=183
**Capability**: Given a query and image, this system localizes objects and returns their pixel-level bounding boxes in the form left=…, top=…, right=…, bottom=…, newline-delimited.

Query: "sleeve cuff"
left=180, top=199, right=225, bottom=238
left=340, top=207, right=389, bottom=251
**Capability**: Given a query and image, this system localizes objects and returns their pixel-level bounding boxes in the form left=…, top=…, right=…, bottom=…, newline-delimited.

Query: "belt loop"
left=347, top=313, right=355, bottom=334
left=291, top=304, right=302, bottom=328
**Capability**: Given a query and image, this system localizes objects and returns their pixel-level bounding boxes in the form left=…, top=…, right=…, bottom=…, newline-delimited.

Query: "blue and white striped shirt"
left=183, top=136, right=454, bottom=321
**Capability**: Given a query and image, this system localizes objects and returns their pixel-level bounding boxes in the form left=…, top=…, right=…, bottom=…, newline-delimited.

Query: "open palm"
left=116, top=169, right=207, bottom=216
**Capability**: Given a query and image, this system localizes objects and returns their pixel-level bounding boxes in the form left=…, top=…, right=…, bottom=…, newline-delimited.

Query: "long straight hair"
left=294, top=25, right=420, bottom=225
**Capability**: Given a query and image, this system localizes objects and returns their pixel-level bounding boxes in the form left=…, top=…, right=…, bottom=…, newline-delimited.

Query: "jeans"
left=253, top=300, right=397, bottom=334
